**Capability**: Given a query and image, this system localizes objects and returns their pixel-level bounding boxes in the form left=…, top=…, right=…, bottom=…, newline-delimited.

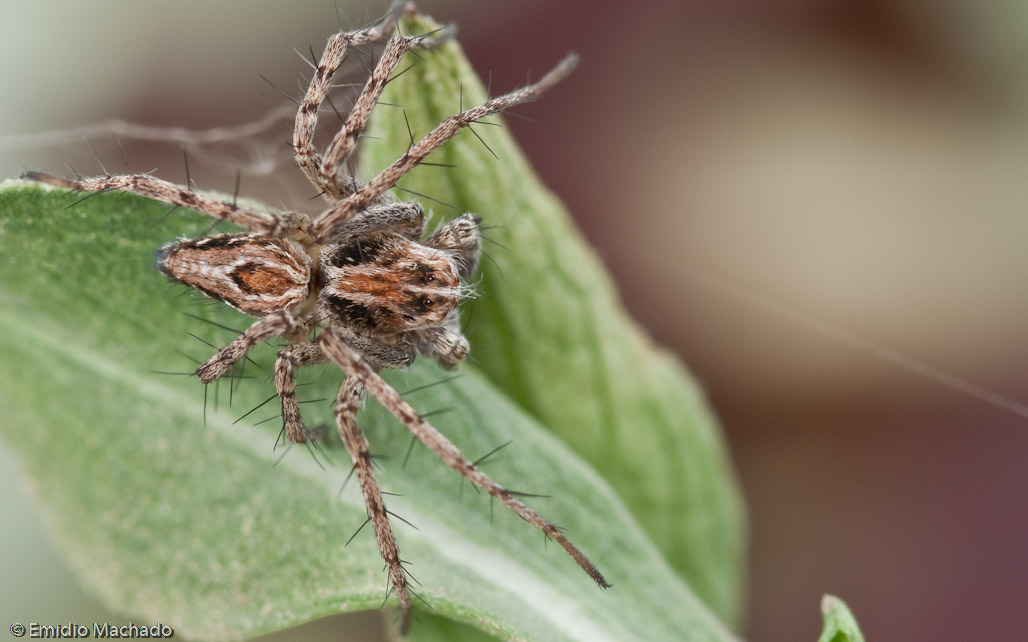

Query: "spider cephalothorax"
left=317, top=213, right=479, bottom=337
left=27, top=4, right=606, bottom=632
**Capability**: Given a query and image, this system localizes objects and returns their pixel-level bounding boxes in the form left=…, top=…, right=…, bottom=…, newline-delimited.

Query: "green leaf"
left=0, top=11, right=743, bottom=642
left=818, top=596, right=865, bottom=642
left=364, top=13, right=745, bottom=627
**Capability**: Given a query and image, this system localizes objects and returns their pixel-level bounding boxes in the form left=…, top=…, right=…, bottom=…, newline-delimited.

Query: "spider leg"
left=275, top=341, right=328, bottom=443
left=335, top=201, right=426, bottom=241
left=334, top=375, right=413, bottom=632
left=277, top=330, right=414, bottom=444
left=309, top=54, right=579, bottom=243
left=196, top=311, right=308, bottom=384
left=293, top=7, right=399, bottom=200
left=317, top=326, right=611, bottom=589
left=423, top=212, right=482, bottom=278
left=295, top=7, right=453, bottom=201
left=411, top=317, right=469, bottom=369
left=23, top=171, right=309, bottom=238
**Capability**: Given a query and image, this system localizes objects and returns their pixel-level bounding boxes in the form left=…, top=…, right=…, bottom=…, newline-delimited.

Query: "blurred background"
left=3, top=1, right=1028, bottom=640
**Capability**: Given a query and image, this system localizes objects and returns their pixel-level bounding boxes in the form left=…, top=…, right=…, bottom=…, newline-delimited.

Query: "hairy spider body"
left=157, top=210, right=475, bottom=343
left=27, top=4, right=606, bottom=632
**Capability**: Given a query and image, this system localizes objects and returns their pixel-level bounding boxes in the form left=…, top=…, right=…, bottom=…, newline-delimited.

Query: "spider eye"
left=425, top=272, right=436, bottom=283
left=421, top=296, right=434, bottom=307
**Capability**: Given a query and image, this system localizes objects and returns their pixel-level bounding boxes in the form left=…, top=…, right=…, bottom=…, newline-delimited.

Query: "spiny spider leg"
left=275, top=342, right=328, bottom=443
left=22, top=170, right=309, bottom=238
left=309, top=53, right=579, bottom=243
left=318, top=34, right=447, bottom=197
left=317, top=327, right=612, bottom=593
left=295, top=6, right=453, bottom=201
left=334, top=376, right=414, bottom=633
left=281, top=328, right=415, bottom=444
left=293, top=7, right=399, bottom=200
left=196, top=311, right=308, bottom=383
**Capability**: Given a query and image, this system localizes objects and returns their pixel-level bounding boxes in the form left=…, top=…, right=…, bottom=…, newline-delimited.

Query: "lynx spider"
left=27, top=3, right=608, bottom=632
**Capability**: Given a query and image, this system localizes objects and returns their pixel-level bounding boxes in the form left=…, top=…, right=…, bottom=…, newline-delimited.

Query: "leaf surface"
left=364, top=13, right=746, bottom=626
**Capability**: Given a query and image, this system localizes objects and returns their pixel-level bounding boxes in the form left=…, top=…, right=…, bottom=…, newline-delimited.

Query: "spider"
left=26, top=3, right=608, bottom=633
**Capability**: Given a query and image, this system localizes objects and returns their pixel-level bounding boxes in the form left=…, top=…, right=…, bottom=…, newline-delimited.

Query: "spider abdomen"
left=319, top=234, right=462, bottom=336
left=157, top=233, right=312, bottom=317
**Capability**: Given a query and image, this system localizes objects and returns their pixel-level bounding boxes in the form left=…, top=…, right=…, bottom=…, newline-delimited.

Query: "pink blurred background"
left=3, top=1, right=1028, bottom=640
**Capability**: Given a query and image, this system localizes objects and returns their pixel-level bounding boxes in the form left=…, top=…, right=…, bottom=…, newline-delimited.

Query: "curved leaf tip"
left=818, top=595, right=865, bottom=642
